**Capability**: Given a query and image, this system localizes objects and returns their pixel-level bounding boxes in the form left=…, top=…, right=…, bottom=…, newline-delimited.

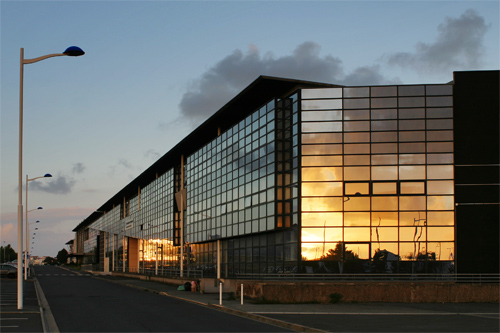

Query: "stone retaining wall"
left=235, top=281, right=499, bottom=303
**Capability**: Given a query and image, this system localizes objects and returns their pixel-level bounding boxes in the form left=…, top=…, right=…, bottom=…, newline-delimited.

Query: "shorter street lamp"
left=25, top=208, right=42, bottom=279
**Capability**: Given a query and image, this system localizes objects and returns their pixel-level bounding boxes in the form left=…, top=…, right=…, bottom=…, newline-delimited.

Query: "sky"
left=1, top=1, right=499, bottom=258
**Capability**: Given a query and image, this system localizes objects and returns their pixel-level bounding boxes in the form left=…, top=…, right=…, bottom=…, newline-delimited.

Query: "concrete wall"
left=235, top=281, right=499, bottom=303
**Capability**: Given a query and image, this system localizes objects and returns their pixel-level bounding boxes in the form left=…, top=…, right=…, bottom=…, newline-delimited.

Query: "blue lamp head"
left=63, top=46, right=85, bottom=57
left=44, top=174, right=52, bottom=178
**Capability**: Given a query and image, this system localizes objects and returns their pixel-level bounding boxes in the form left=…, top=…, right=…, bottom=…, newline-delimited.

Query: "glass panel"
left=344, top=197, right=370, bottom=211
left=302, top=212, right=343, bottom=227
left=345, top=243, right=371, bottom=260
left=371, top=197, right=398, bottom=211
left=302, top=122, right=342, bottom=133
left=344, top=87, right=369, bottom=98
left=301, top=242, right=339, bottom=261
left=302, top=88, right=342, bottom=99
left=371, top=109, right=397, bottom=119
left=371, top=211, right=399, bottom=226
left=344, top=144, right=370, bottom=154
left=371, top=143, right=398, bottom=154
left=344, top=228, right=370, bottom=242
left=399, top=131, right=425, bottom=142
left=344, top=132, right=370, bottom=143
left=302, top=110, right=342, bottom=121
left=427, top=180, right=454, bottom=195
left=399, top=97, right=425, bottom=107
left=426, top=85, right=452, bottom=95
left=400, top=182, right=425, bottom=194
left=399, top=166, right=426, bottom=179
left=398, top=85, right=425, bottom=96
left=399, top=108, right=424, bottom=119
left=399, top=119, right=425, bottom=130
left=302, top=156, right=343, bottom=166
left=372, top=182, right=397, bottom=195
left=302, top=144, right=342, bottom=155
left=344, top=110, right=370, bottom=120
left=344, top=121, right=369, bottom=132
left=399, top=143, right=426, bottom=153
left=344, top=155, right=371, bottom=165
left=399, top=154, right=425, bottom=164
left=427, top=165, right=454, bottom=179
left=371, top=132, right=398, bottom=142
left=372, top=120, right=398, bottom=131
left=372, top=166, right=398, bottom=180
left=427, top=119, right=453, bottom=130
left=427, top=154, right=453, bottom=164
left=371, top=154, right=398, bottom=165
left=302, top=167, right=342, bottom=181
left=345, top=167, right=370, bottom=180
left=427, top=108, right=453, bottom=118
left=426, top=96, right=453, bottom=107
left=302, top=197, right=343, bottom=212
left=344, top=99, right=369, bottom=109
left=371, top=98, right=397, bottom=108
left=427, top=196, right=454, bottom=210
left=302, top=99, right=342, bottom=110
left=345, top=183, right=369, bottom=195
left=427, top=142, right=453, bottom=153
left=302, top=133, right=342, bottom=144
left=400, top=212, right=426, bottom=226
left=400, top=227, right=426, bottom=242
left=427, top=131, right=453, bottom=141
left=400, top=196, right=426, bottom=210
left=427, top=211, right=454, bottom=226
left=302, top=182, right=343, bottom=196
left=371, top=243, right=399, bottom=260
left=428, top=242, right=455, bottom=260
left=427, top=227, right=454, bottom=241
left=371, top=227, right=398, bottom=242
left=371, top=86, right=397, bottom=97
left=345, top=212, right=370, bottom=226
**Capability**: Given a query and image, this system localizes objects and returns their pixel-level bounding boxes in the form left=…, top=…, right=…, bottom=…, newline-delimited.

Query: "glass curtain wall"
left=300, top=85, right=455, bottom=274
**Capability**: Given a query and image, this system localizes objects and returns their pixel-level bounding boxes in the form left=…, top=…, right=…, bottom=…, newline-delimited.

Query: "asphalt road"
left=34, top=265, right=291, bottom=332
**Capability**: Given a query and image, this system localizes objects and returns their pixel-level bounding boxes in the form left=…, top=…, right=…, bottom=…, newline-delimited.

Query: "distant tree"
left=56, top=248, right=68, bottom=264
left=1, top=244, right=17, bottom=263
left=320, top=242, right=358, bottom=261
left=43, top=257, right=57, bottom=265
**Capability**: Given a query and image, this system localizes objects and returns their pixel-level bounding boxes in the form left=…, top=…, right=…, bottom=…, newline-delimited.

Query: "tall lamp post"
left=25, top=174, right=51, bottom=279
left=18, top=46, right=84, bottom=309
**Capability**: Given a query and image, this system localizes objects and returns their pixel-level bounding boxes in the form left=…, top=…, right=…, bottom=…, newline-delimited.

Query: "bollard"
left=219, top=282, right=222, bottom=305
left=241, top=284, right=244, bottom=305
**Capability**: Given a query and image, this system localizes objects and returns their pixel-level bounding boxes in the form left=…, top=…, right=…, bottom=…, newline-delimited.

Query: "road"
left=34, top=266, right=290, bottom=332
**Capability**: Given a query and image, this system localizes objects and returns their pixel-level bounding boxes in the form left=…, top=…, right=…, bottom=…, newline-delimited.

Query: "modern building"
left=72, top=70, right=499, bottom=279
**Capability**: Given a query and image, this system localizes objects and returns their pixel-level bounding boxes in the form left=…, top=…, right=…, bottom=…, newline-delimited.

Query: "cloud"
left=118, top=158, right=133, bottom=169
left=144, top=149, right=161, bottom=161
left=72, top=163, right=85, bottom=174
left=28, top=173, right=76, bottom=195
left=384, top=9, right=489, bottom=74
left=179, top=41, right=397, bottom=124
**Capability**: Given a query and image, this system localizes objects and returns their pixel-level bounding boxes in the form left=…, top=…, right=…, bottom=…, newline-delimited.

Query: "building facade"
left=72, top=71, right=499, bottom=278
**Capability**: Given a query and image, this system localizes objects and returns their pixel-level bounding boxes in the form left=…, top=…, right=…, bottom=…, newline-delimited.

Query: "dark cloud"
left=179, top=42, right=396, bottom=124
left=144, top=149, right=161, bottom=161
left=384, top=9, right=489, bottom=74
left=72, top=163, right=85, bottom=174
left=28, top=174, right=75, bottom=195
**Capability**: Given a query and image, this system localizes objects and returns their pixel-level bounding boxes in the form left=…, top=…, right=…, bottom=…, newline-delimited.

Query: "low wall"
left=235, top=281, right=499, bottom=303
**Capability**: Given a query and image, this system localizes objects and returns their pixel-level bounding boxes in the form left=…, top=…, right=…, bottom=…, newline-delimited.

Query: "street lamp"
left=17, top=46, right=84, bottom=309
left=25, top=174, right=51, bottom=280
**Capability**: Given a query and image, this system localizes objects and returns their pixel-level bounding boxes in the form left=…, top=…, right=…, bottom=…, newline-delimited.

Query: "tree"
left=1, top=244, right=17, bottom=263
left=44, top=257, right=57, bottom=265
left=56, top=248, right=68, bottom=264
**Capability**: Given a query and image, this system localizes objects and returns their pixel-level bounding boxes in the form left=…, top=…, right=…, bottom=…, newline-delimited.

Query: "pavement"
left=2, top=267, right=499, bottom=332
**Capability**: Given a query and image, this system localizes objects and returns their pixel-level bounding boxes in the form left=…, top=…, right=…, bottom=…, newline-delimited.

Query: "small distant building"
left=72, top=70, right=499, bottom=279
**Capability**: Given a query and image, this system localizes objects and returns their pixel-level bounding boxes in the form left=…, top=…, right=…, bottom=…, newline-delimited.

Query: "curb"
left=34, top=277, right=60, bottom=333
